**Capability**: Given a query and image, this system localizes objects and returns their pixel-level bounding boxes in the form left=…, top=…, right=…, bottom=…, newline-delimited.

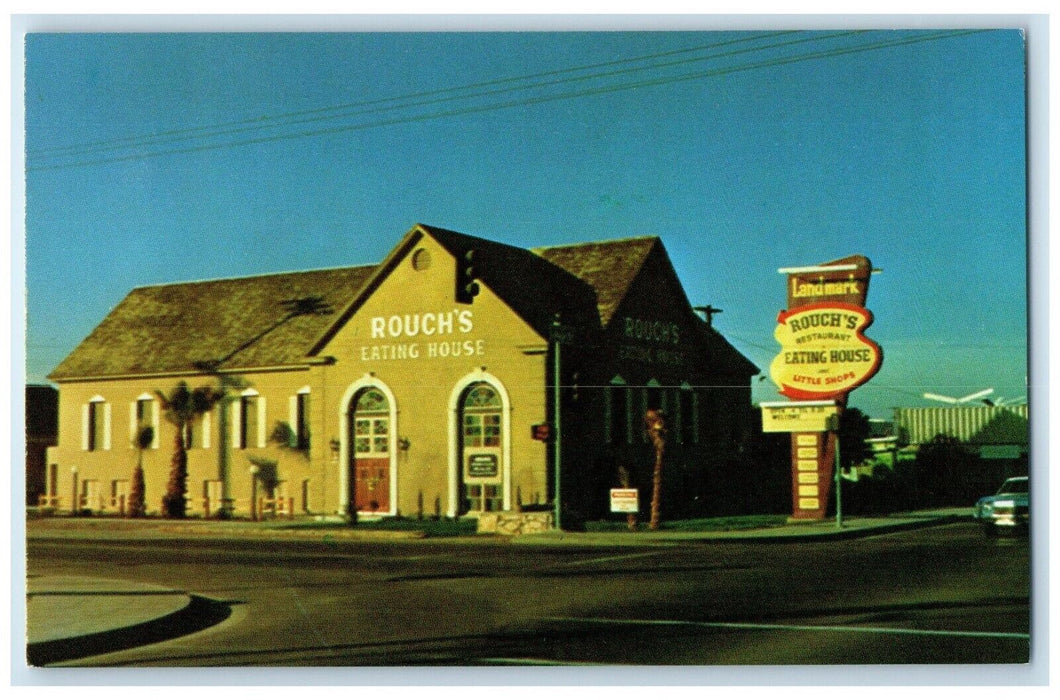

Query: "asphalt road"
left=25, top=522, right=1030, bottom=667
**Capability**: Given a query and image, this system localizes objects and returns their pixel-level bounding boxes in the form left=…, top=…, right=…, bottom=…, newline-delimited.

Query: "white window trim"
left=257, top=395, right=267, bottom=448
left=338, top=376, right=398, bottom=517
left=289, top=386, right=311, bottom=449
left=447, top=370, right=512, bottom=518
left=130, top=393, right=160, bottom=449
left=84, top=395, right=110, bottom=451
left=233, top=389, right=266, bottom=449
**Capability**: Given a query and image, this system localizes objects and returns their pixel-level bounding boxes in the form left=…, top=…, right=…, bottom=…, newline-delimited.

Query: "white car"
left=973, top=476, right=1029, bottom=536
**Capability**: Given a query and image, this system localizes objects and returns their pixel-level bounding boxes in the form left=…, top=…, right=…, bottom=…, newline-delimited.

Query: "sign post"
left=827, top=413, right=843, bottom=529
left=550, top=317, right=575, bottom=530
left=769, top=256, right=881, bottom=521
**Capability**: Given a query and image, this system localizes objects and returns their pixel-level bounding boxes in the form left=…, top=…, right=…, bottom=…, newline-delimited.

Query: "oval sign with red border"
left=769, top=302, right=882, bottom=400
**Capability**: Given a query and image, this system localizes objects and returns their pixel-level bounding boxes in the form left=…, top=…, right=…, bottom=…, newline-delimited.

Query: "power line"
left=27, top=29, right=986, bottom=173
left=29, top=31, right=852, bottom=164
left=28, top=30, right=803, bottom=159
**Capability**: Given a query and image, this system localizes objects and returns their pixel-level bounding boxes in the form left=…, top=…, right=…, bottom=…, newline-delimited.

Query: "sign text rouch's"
left=769, top=302, right=882, bottom=400
left=360, top=308, right=485, bottom=361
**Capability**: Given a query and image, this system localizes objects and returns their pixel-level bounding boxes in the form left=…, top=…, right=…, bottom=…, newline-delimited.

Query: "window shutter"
left=231, top=400, right=242, bottom=449
left=151, top=401, right=160, bottom=448
left=289, top=395, right=299, bottom=448
left=257, top=396, right=267, bottom=448
left=129, top=401, right=138, bottom=447
left=102, top=403, right=112, bottom=450
left=202, top=411, right=211, bottom=449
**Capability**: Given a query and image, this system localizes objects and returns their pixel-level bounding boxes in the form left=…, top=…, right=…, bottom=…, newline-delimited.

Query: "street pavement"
left=22, top=508, right=970, bottom=666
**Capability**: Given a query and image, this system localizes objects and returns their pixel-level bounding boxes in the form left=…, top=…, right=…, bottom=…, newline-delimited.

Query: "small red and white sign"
left=610, top=488, right=639, bottom=513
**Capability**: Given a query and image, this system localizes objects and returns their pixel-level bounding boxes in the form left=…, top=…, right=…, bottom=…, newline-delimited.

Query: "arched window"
left=462, top=382, right=501, bottom=448
left=353, top=389, right=390, bottom=457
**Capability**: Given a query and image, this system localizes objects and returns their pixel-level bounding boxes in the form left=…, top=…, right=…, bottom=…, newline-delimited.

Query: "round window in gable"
left=411, top=248, right=432, bottom=271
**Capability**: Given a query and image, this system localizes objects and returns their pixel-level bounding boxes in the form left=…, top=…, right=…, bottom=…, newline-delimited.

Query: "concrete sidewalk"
left=511, top=508, right=971, bottom=546
left=22, top=508, right=970, bottom=665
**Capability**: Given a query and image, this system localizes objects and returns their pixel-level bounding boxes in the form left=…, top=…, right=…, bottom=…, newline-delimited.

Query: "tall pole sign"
left=769, top=256, right=882, bottom=520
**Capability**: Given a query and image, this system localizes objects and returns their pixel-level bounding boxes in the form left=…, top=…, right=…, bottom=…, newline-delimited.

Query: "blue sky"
left=21, top=27, right=1029, bottom=419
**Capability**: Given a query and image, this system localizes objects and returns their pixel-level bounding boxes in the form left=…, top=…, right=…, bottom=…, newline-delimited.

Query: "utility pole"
left=552, top=315, right=562, bottom=531
left=693, top=305, right=724, bottom=327
left=828, top=413, right=843, bottom=529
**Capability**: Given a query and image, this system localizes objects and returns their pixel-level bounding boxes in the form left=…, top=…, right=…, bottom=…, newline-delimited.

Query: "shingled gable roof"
left=532, top=236, right=657, bottom=327
left=538, top=237, right=758, bottom=376
left=307, top=224, right=603, bottom=355
left=50, top=224, right=754, bottom=381
left=49, top=265, right=376, bottom=381
left=424, top=225, right=602, bottom=337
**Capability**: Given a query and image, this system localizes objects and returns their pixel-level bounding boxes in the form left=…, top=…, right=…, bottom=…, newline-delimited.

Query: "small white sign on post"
left=610, top=488, right=639, bottom=513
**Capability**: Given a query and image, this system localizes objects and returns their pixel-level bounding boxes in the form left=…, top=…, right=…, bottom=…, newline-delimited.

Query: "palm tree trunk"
left=649, top=437, right=664, bottom=530
left=162, top=425, right=188, bottom=518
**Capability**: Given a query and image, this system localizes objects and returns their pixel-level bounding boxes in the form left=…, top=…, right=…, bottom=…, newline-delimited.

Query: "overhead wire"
left=27, top=29, right=987, bottom=173
left=27, top=30, right=803, bottom=159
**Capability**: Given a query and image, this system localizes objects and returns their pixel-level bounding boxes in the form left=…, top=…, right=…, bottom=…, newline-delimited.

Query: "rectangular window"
left=183, top=412, right=209, bottom=450
left=111, top=480, right=130, bottom=513
left=465, top=484, right=503, bottom=513
left=240, top=395, right=259, bottom=449
left=86, top=401, right=109, bottom=451
left=87, top=404, right=99, bottom=451
left=136, top=398, right=151, bottom=425
left=680, top=390, right=696, bottom=445
left=296, top=393, right=310, bottom=450
left=131, top=398, right=158, bottom=449
left=204, top=480, right=223, bottom=517
left=82, top=479, right=102, bottom=510
left=607, top=386, right=627, bottom=445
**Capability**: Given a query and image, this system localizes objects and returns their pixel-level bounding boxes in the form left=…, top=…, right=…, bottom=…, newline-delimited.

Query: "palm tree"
left=128, top=425, right=153, bottom=517
left=645, top=409, right=668, bottom=530
left=156, top=381, right=223, bottom=518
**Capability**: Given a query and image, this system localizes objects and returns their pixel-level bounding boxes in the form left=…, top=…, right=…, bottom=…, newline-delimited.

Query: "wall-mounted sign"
left=760, top=401, right=839, bottom=433
left=609, top=488, right=639, bottom=513
left=769, top=302, right=882, bottom=400
left=467, top=453, right=499, bottom=478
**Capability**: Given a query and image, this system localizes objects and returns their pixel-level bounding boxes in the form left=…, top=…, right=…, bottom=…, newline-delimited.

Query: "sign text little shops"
left=769, top=303, right=881, bottom=400
left=360, top=309, right=486, bottom=361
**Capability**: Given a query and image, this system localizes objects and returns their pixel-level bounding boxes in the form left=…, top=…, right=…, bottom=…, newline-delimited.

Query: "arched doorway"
left=347, top=387, right=391, bottom=515
left=458, top=381, right=504, bottom=514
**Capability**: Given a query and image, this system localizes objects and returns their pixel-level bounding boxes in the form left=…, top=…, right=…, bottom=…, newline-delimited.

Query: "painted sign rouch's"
left=769, top=302, right=882, bottom=400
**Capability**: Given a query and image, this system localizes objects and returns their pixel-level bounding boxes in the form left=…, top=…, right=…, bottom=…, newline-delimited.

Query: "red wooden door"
left=351, top=389, right=390, bottom=514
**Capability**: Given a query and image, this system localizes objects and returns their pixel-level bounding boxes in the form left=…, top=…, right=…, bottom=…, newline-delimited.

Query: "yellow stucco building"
left=44, top=224, right=757, bottom=525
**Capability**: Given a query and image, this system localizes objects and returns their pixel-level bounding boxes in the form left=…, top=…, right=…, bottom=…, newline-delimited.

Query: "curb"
left=510, top=514, right=967, bottom=546
left=26, top=594, right=232, bottom=667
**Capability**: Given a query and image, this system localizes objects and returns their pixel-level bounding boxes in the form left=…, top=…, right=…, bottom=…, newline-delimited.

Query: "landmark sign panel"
left=771, top=255, right=882, bottom=521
